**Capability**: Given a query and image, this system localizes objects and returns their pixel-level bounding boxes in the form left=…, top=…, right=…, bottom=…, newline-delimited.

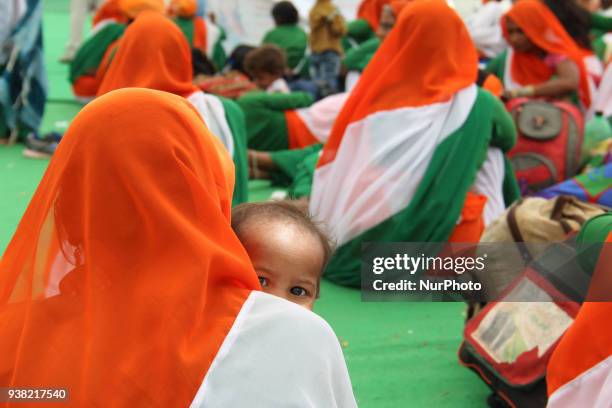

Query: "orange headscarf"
left=502, top=0, right=592, bottom=107
left=92, top=0, right=129, bottom=26
left=389, top=0, right=411, bottom=17
left=97, top=12, right=198, bottom=97
left=320, top=0, right=477, bottom=167
left=169, top=0, right=197, bottom=17
left=357, top=0, right=391, bottom=30
left=118, top=0, right=164, bottom=19
left=0, top=88, right=259, bottom=405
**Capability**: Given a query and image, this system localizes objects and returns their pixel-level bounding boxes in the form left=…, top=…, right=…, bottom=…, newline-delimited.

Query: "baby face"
left=239, top=220, right=325, bottom=310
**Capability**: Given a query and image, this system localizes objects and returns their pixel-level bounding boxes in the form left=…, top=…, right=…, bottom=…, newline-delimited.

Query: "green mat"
left=0, top=2, right=491, bottom=406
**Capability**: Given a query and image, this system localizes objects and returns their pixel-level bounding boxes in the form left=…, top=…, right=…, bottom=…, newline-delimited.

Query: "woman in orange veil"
left=0, top=89, right=356, bottom=406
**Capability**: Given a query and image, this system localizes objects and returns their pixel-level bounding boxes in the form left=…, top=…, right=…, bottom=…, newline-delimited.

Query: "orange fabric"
left=98, top=13, right=198, bottom=97
left=319, top=0, right=477, bottom=168
left=482, top=73, right=504, bottom=98
left=71, top=75, right=99, bottom=98
left=93, top=0, right=128, bottom=26
left=389, top=0, right=411, bottom=17
left=285, top=110, right=319, bottom=149
left=547, top=232, right=612, bottom=395
left=448, top=192, right=487, bottom=243
left=169, top=0, right=197, bottom=17
left=357, top=0, right=391, bottom=30
left=502, top=0, right=592, bottom=108
left=195, top=71, right=257, bottom=99
left=193, top=16, right=208, bottom=53
left=0, top=88, right=259, bottom=405
left=118, top=0, right=164, bottom=18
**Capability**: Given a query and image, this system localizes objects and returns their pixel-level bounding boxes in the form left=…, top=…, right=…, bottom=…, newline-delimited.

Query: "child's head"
left=232, top=200, right=333, bottom=310
left=272, top=1, right=299, bottom=26
left=243, top=45, right=288, bottom=90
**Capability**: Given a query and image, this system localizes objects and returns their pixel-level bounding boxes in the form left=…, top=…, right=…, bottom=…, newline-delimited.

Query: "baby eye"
left=258, top=277, right=268, bottom=287
left=290, top=287, right=307, bottom=297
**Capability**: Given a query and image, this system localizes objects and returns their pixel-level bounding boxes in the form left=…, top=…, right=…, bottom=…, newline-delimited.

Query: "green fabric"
left=211, top=25, right=227, bottom=71
left=175, top=18, right=227, bottom=70
left=592, top=32, right=607, bottom=62
left=576, top=214, right=612, bottom=276
left=220, top=97, right=249, bottom=205
left=485, top=49, right=507, bottom=83
left=289, top=150, right=320, bottom=199
left=69, top=23, right=125, bottom=83
left=269, top=144, right=322, bottom=184
left=590, top=12, right=612, bottom=32
left=343, top=37, right=380, bottom=72
left=236, top=91, right=313, bottom=151
left=342, top=18, right=375, bottom=51
left=262, top=25, right=308, bottom=73
left=324, top=89, right=517, bottom=287
left=173, top=17, right=195, bottom=47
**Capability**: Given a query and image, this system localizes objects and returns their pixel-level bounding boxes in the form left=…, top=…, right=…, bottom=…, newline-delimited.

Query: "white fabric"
left=593, top=63, right=612, bottom=118
left=296, top=92, right=349, bottom=143
left=190, top=291, right=357, bottom=408
left=266, top=78, right=291, bottom=94
left=547, top=355, right=612, bottom=408
left=345, top=71, right=361, bottom=93
left=471, top=147, right=506, bottom=226
left=467, top=0, right=510, bottom=59
left=187, top=90, right=235, bottom=157
left=310, top=85, right=478, bottom=246
left=503, top=48, right=521, bottom=91
left=204, top=18, right=221, bottom=59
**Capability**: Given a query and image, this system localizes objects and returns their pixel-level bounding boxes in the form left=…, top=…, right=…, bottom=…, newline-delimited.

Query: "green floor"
left=0, top=2, right=490, bottom=406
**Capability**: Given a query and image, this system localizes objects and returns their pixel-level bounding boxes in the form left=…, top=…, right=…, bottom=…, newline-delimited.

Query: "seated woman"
left=547, top=214, right=612, bottom=408
left=168, top=0, right=226, bottom=71
left=467, top=0, right=511, bottom=60
left=248, top=91, right=349, bottom=184
left=309, top=0, right=519, bottom=287
left=486, top=0, right=592, bottom=110
left=0, top=88, right=356, bottom=407
left=344, top=0, right=390, bottom=50
left=97, top=12, right=248, bottom=204
left=69, top=0, right=164, bottom=100
left=343, top=0, right=408, bottom=91
left=237, top=89, right=314, bottom=151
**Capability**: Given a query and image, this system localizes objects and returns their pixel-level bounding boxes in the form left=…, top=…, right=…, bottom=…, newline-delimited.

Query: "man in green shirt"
left=262, top=1, right=309, bottom=77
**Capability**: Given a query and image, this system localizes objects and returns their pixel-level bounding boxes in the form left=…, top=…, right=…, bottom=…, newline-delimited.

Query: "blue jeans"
left=310, top=51, right=341, bottom=97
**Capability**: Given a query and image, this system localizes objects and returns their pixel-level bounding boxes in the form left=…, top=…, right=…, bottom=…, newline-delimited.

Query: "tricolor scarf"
left=310, top=0, right=501, bottom=287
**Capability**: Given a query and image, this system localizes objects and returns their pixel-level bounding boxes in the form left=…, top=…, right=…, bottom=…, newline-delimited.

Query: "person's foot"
left=58, top=54, right=74, bottom=64
left=22, top=132, right=60, bottom=159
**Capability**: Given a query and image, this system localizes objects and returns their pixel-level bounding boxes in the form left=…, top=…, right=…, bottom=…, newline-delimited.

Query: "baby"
left=232, top=200, right=332, bottom=310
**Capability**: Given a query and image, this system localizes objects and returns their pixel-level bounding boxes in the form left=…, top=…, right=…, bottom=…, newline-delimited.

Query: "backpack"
left=506, top=99, right=584, bottom=195
left=460, top=196, right=605, bottom=408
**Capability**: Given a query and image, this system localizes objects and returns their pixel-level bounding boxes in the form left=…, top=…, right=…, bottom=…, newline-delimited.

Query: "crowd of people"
left=1, top=0, right=612, bottom=406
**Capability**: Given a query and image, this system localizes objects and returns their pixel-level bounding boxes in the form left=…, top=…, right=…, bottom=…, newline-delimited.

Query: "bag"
left=459, top=264, right=581, bottom=408
left=506, top=98, right=584, bottom=194
left=461, top=196, right=604, bottom=408
left=475, top=195, right=605, bottom=298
